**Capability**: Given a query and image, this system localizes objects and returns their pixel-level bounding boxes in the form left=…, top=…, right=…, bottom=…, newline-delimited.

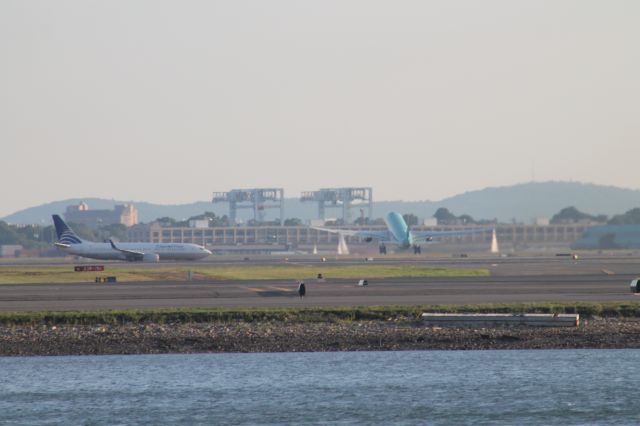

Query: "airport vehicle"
left=313, top=211, right=491, bottom=254
left=52, top=215, right=212, bottom=262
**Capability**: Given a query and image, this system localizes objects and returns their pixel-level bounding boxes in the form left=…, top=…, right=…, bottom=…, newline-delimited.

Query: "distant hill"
left=1, top=199, right=221, bottom=226
left=419, top=181, right=640, bottom=223
left=4, top=182, right=640, bottom=225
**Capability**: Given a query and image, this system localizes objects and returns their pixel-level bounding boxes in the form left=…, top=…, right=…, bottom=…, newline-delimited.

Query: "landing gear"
left=413, top=245, right=421, bottom=255
left=379, top=244, right=387, bottom=255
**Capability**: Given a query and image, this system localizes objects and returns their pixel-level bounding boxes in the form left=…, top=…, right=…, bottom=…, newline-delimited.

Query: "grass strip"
left=0, top=264, right=488, bottom=284
left=1, top=302, right=640, bottom=326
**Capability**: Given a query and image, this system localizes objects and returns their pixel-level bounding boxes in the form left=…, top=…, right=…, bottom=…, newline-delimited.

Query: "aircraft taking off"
left=313, top=212, right=492, bottom=254
left=52, top=215, right=212, bottom=261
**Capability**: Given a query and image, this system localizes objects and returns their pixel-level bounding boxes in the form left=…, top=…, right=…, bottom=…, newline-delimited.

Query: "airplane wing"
left=413, top=228, right=493, bottom=241
left=109, top=239, right=144, bottom=260
left=311, top=227, right=390, bottom=241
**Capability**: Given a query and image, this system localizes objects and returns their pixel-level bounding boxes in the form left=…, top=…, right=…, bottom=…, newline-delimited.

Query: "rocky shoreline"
left=2, top=317, right=640, bottom=356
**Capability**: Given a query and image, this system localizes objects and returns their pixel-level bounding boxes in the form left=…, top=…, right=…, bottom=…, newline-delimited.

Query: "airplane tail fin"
left=52, top=215, right=83, bottom=244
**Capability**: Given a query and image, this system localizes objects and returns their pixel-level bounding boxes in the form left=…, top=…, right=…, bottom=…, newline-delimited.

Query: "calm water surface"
left=1, top=349, right=639, bottom=425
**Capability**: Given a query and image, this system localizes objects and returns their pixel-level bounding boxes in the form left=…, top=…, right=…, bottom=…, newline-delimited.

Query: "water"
left=1, top=350, right=639, bottom=425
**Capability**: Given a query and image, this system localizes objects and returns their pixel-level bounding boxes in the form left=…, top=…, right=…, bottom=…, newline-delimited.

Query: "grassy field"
left=1, top=302, right=640, bottom=326
left=0, top=264, right=488, bottom=284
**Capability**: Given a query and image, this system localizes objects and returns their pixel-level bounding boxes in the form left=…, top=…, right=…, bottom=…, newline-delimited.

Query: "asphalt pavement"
left=0, top=273, right=637, bottom=312
left=2, top=254, right=639, bottom=311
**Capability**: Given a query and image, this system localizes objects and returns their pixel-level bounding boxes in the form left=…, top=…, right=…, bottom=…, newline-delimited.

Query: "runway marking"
left=246, top=286, right=294, bottom=293
left=270, top=287, right=294, bottom=292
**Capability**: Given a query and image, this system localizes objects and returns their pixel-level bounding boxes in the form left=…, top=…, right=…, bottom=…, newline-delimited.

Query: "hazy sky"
left=1, top=1, right=639, bottom=217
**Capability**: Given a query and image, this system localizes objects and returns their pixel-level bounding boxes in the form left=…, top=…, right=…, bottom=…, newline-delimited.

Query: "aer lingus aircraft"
left=313, top=211, right=492, bottom=254
left=52, top=215, right=211, bottom=262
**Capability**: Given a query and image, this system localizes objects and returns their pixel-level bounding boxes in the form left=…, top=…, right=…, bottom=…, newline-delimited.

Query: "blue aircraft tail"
left=52, top=215, right=83, bottom=244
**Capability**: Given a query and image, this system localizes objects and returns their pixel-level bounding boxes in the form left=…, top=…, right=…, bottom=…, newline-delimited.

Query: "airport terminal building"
left=127, top=222, right=589, bottom=253
left=65, top=202, right=138, bottom=229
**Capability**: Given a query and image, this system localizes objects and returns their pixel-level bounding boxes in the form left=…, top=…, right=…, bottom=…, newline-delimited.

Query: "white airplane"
left=52, top=215, right=212, bottom=262
left=313, top=211, right=492, bottom=254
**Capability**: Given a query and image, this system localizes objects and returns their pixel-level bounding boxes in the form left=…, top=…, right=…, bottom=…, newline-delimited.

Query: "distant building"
left=127, top=223, right=588, bottom=250
left=423, top=218, right=438, bottom=226
left=0, top=245, right=23, bottom=257
left=533, top=217, right=550, bottom=226
left=64, top=202, right=138, bottom=229
left=308, top=219, right=326, bottom=227
left=189, top=219, right=209, bottom=229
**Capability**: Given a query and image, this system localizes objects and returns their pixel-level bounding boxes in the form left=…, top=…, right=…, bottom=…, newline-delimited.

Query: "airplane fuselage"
left=57, top=241, right=211, bottom=261
left=311, top=211, right=489, bottom=255
left=383, top=212, right=414, bottom=248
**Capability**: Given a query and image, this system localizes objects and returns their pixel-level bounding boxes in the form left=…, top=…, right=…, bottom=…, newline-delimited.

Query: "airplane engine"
left=364, top=237, right=373, bottom=242
left=425, top=236, right=433, bottom=242
left=142, top=253, right=160, bottom=262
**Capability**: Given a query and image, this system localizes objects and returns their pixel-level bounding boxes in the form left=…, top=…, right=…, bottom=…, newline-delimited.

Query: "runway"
left=0, top=273, right=637, bottom=312
left=1, top=254, right=639, bottom=311
left=7, top=253, right=640, bottom=276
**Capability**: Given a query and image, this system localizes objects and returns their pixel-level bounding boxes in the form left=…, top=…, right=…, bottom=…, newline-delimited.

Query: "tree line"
left=3, top=206, right=640, bottom=247
left=550, top=206, right=640, bottom=225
